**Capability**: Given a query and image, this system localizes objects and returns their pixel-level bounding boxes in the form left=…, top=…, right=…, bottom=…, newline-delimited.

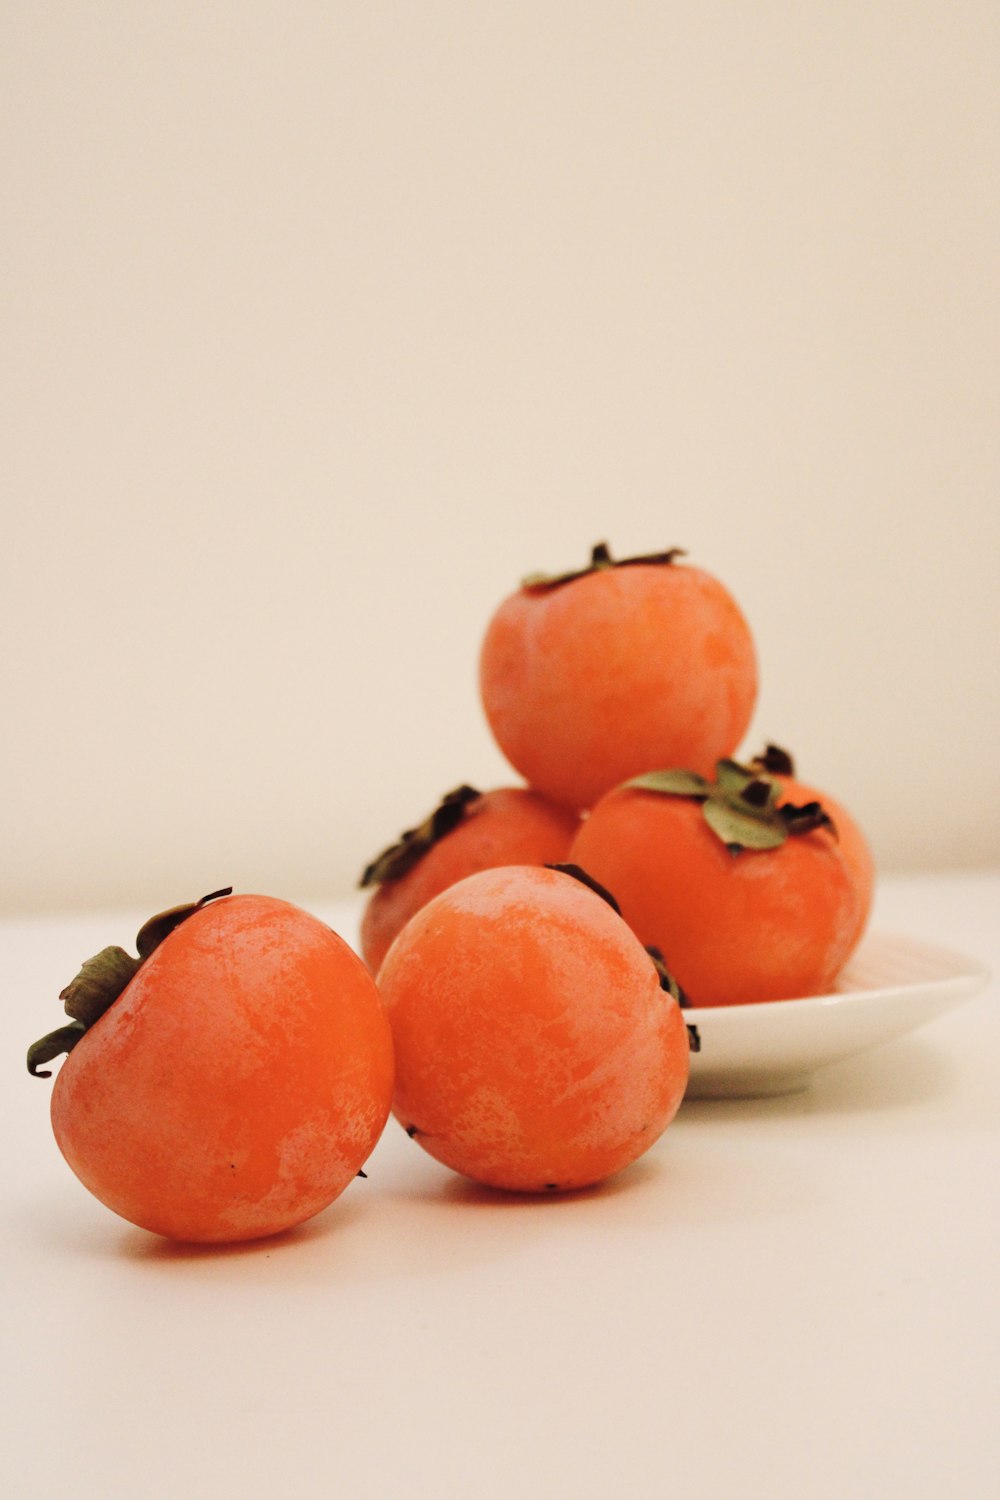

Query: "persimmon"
left=376, top=864, right=693, bottom=1192
left=748, top=744, right=874, bottom=953
left=359, top=784, right=579, bottom=973
left=569, top=756, right=867, bottom=1006
left=478, top=543, right=758, bottom=810
left=29, top=890, right=394, bottom=1242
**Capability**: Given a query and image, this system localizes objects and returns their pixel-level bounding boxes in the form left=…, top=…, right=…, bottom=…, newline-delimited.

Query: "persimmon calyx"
left=135, top=887, right=233, bottom=959
left=645, top=946, right=700, bottom=1052
left=626, top=759, right=836, bottom=855
left=749, top=743, right=795, bottom=777
left=359, top=785, right=481, bottom=888
left=645, top=945, right=689, bottom=1007
left=27, top=1023, right=87, bottom=1079
left=60, top=946, right=141, bottom=1027
left=545, top=863, right=622, bottom=913
left=521, top=542, right=687, bottom=592
left=26, top=887, right=232, bottom=1078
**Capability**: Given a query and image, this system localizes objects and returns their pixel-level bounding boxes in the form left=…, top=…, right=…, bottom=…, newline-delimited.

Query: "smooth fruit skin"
left=377, top=865, right=691, bottom=1192
left=569, top=788, right=865, bottom=1006
left=360, top=788, right=579, bottom=974
left=479, top=563, right=758, bottom=810
left=50, top=895, right=394, bottom=1242
left=772, top=774, right=875, bottom=953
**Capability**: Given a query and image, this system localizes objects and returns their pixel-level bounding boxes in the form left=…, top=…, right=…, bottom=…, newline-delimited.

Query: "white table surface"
left=3, top=871, right=998, bottom=1500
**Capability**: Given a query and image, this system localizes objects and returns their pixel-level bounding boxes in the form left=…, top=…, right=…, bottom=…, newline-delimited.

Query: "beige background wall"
left=2, top=2, right=997, bottom=914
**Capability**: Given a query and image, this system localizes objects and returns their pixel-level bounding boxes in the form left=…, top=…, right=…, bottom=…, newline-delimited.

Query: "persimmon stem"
left=27, top=887, right=232, bottom=1079
left=521, top=544, right=687, bottom=592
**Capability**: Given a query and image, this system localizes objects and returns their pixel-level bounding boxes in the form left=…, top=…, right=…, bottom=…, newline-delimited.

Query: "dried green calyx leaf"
left=521, top=541, right=687, bottom=592
left=27, top=887, right=233, bottom=1078
left=27, top=1022, right=87, bottom=1079
left=703, top=784, right=787, bottom=852
left=59, top=946, right=141, bottom=1026
left=626, top=758, right=835, bottom=855
left=135, top=887, right=233, bottom=959
left=360, top=786, right=481, bottom=888
left=628, top=768, right=712, bottom=799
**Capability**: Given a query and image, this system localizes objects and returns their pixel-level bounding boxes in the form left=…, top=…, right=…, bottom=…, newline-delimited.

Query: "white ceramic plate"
left=685, top=931, right=992, bottom=1099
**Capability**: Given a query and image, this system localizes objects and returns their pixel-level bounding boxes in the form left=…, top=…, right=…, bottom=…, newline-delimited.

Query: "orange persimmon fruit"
left=29, top=890, right=394, bottom=1242
left=478, top=543, right=758, bottom=810
left=748, top=744, right=875, bottom=954
left=376, top=864, right=693, bottom=1192
left=359, top=784, right=579, bottom=974
left=569, top=756, right=868, bottom=1006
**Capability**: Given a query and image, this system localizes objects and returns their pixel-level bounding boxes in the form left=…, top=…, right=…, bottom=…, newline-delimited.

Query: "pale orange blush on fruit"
left=569, top=780, right=864, bottom=1006
left=377, top=864, right=692, bottom=1192
left=360, top=787, right=579, bottom=974
left=772, top=773, right=875, bottom=953
left=479, top=550, right=758, bottom=810
left=48, top=895, right=394, bottom=1242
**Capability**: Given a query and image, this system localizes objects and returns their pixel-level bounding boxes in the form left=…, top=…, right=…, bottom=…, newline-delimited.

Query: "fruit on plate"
left=376, top=863, right=694, bottom=1192
left=28, top=890, right=394, bottom=1242
left=746, top=744, right=875, bottom=953
left=359, top=784, right=579, bottom=973
left=478, top=542, right=758, bottom=810
left=569, top=756, right=866, bottom=1006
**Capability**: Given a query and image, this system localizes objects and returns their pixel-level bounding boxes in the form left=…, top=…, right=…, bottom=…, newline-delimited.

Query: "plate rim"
left=683, top=929, right=992, bottom=1021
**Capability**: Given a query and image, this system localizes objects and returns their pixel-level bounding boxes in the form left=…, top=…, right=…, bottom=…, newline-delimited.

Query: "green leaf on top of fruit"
left=626, top=754, right=835, bottom=855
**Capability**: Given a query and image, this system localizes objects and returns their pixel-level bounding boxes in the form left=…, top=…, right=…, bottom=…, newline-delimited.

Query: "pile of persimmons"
left=30, top=544, right=873, bottom=1244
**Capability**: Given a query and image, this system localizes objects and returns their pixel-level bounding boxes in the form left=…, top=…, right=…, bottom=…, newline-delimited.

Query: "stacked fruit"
left=29, top=544, right=873, bottom=1241
left=363, top=542, right=872, bottom=1004
left=359, top=542, right=872, bottom=1188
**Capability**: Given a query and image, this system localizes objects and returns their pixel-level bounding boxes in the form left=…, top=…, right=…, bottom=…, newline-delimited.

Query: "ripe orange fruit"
left=478, top=543, right=758, bottom=810
left=30, top=891, right=394, bottom=1242
left=359, top=784, right=578, bottom=973
left=376, top=864, right=693, bottom=1192
left=748, top=744, right=874, bottom=955
left=569, top=756, right=866, bottom=1005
